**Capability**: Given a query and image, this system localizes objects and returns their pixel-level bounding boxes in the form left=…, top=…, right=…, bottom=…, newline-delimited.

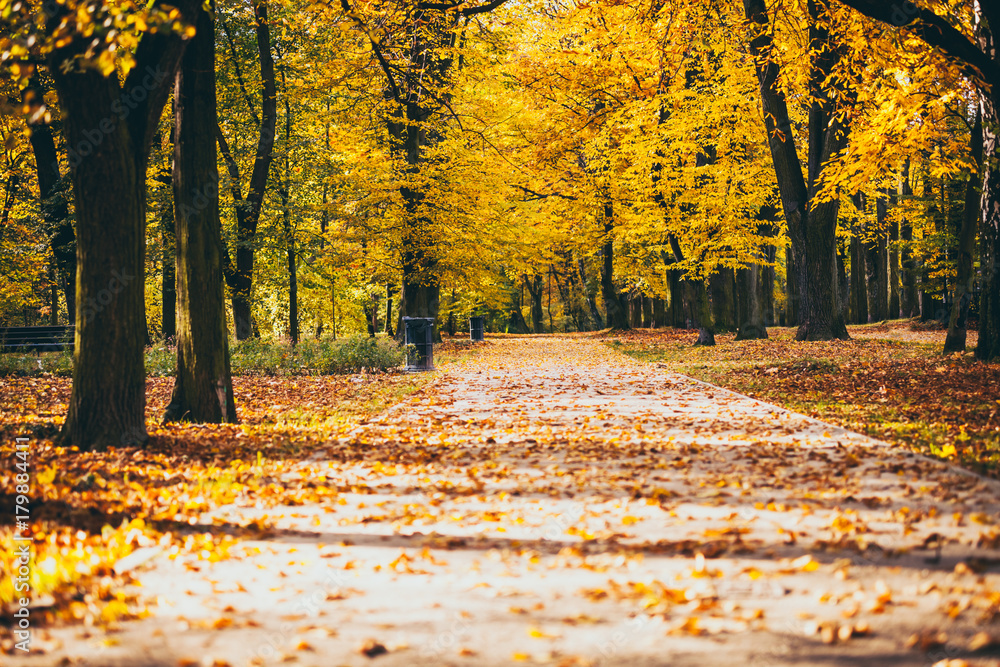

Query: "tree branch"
left=339, top=0, right=404, bottom=104
left=513, top=184, right=577, bottom=201
left=221, top=18, right=261, bottom=128
left=834, top=0, right=998, bottom=89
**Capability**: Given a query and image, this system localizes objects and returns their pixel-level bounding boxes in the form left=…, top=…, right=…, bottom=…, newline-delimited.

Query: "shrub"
left=0, top=335, right=406, bottom=377
left=0, top=349, right=74, bottom=376
left=231, top=335, right=405, bottom=375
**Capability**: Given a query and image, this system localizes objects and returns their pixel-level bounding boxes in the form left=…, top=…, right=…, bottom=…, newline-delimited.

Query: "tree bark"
left=164, top=2, right=237, bottom=425
left=219, top=0, right=278, bottom=340
left=850, top=209, right=868, bottom=324
left=944, top=111, right=982, bottom=353
left=667, top=265, right=687, bottom=327
left=900, top=160, right=918, bottom=317
left=161, top=187, right=176, bottom=339
left=668, top=235, right=714, bottom=345
left=736, top=260, right=769, bottom=340
left=577, top=257, right=604, bottom=330
left=600, top=203, right=630, bottom=330
left=865, top=194, right=889, bottom=321
left=508, top=281, right=530, bottom=334
left=25, top=80, right=76, bottom=324
left=889, top=195, right=900, bottom=318
left=652, top=297, right=665, bottom=328
left=524, top=274, right=544, bottom=333
left=280, top=68, right=297, bottom=346
left=51, top=0, right=194, bottom=450
left=977, top=90, right=1000, bottom=360
left=384, top=284, right=396, bottom=336
left=710, top=269, right=736, bottom=331
left=743, top=0, right=851, bottom=340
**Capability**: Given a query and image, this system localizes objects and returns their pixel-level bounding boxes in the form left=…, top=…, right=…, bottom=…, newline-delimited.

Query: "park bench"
left=0, top=325, right=75, bottom=353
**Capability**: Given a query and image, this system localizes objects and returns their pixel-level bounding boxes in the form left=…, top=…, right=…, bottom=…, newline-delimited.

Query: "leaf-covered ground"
left=5, top=336, right=1000, bottom=666
left=0, top=341, right=479, bottom=639
left=609, top=322, right=1000, bottom=476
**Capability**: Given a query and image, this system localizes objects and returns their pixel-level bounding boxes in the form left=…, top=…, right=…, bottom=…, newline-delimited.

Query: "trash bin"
left=403, top=317, right=434, bottom=371
left=469, top=316, right=485, bottom=342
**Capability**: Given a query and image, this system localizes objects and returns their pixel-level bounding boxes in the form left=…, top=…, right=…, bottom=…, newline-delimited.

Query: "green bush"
left=0, top=335, right=406, bottom=377
left=231, top=335, right=405, bottom=375
left=0, top=349, right=74, bottom=376
left=146, top=342, right=177, bottom=377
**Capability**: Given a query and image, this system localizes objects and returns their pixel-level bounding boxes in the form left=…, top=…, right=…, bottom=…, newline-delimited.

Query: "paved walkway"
left=22, top=338, right=1000, bottom=666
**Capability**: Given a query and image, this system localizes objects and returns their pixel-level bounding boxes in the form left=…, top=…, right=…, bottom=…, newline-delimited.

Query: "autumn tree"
left=742, top=0, right=856, bottom=341
left=338, top=0, right=508, bottom=334
left=830, top=0, right=999, bottom=360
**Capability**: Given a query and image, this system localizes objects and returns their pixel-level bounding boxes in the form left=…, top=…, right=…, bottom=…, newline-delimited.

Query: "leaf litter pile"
left=3, top=336, right=1000, bottom=666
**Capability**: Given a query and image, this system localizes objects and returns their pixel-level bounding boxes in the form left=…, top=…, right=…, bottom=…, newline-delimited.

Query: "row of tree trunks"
left=524, top=274, right=545, bottom=333
left=710, top=269, right=736, bottom=331
left=50, top=0, right=197, bottom=449
left=600, top=202, right=631, bottom=330
left=832, top=0, right=999, bottom=361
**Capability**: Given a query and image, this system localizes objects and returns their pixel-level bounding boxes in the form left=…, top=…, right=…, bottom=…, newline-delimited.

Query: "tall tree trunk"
left=668, top=265, right=687, bottom=327
left=25, top=81, right=76, bottom=324
left=977, top=90, right=1000, bottom=360
left=652, top=297, right=665, bottom=328
left=48, top=261, right=58, bottom=324
left=164, top=2, right=237, bottom=424
left=218, top=0, right=278, bottom=340
left=156, top=151, right=177, bottom=339
left=946, top=109, right=982, bottom=353
left=761, top=221, right=777, bottom=326
left=784, top=246, right=799, bottom=325
left=160, top=167, right=176, bottom=340
left=384, top=284, right=396, bottom=336
left=52, top=0, right=193, bottom=450
left=577, top=257, right=604, bottom=329
left=600, top=203, right=630, bottom=330
left=744, top=0, right=850, bottom=340
left=735, top=261, right=769, bottom=340
left=524, top=274, right=544, bottom=333
left=280, top=68, right=297, bottom=346
left=900, top=161, right=918, bottom=317
left=889, top=192, right=900, bottom=318
left=668, top=235, right=714, bottom=345
left=629, top=292, right=642, bottom=328
left=850, top=223, right=868, bottom=324
left=865, top=194, right=889, bottom=321
left=508, top=281, right=530, bottom=334
left=710, top=269, right=735, bottom=331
